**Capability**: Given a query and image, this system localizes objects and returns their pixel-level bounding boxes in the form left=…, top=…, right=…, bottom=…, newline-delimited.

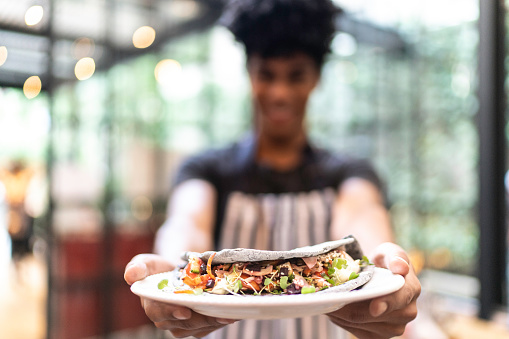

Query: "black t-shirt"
left=173, top=134, right=383, bottom=250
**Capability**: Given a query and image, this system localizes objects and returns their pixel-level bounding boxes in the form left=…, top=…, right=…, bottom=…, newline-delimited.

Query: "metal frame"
left=0, top=0, right=224, bottom=89
left=477, top=0, right=507, bottom=319
left=40, top=1, right=225, bottom=338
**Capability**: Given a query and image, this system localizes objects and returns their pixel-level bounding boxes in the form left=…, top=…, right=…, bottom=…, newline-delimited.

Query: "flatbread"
left=181, top=235, right=364, bottom=264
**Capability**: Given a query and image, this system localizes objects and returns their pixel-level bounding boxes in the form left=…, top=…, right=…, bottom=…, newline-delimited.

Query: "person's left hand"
left=327, top=242, right=421, bottom=339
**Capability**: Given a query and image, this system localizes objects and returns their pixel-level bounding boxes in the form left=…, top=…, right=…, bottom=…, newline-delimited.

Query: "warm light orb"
left=155, top=59, right=182, bottom=85
left=25, top=5, right=44, bottom=26
left=131, top=196, right=153, bottom=221
left=74, top=57, right=96, bottom=80
left=71, top=37, right=95, bottom=59
left=23, top=76, right=42, bottom=99
left=169, top=0, right=200, bottom=19
left=132, top=26, right=156, bottom=49
left=0, top=46, right=7, bottom=66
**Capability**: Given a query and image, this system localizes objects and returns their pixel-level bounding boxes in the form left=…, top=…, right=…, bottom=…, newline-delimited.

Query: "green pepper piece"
left=158, top=279, right=169, bottom=290
left=301, top=287, right=316, bottom=294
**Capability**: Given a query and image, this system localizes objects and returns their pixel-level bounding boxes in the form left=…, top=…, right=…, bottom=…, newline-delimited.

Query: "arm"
left=330, top=177, right=393, bottom=253
left=124, top=179, right=237, bottom=338
left=328, top=177, right=421, bottom=339
left=154, top=179, right=216, bottom=264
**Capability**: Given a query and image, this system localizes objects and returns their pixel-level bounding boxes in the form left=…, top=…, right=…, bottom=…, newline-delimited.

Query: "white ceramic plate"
left=130, top=267, right=405, bottom=320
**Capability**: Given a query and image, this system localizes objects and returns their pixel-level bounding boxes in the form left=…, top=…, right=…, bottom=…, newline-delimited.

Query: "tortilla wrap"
left=182, top=235, right=364, bottom=264
left=175, top=235, right=373, bottom=295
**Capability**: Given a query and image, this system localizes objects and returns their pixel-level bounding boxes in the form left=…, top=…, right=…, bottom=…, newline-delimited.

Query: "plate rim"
left=131, top=267, right=405, bottom=311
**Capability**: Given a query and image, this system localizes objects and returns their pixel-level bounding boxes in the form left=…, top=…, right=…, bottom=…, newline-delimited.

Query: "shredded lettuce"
left=280, top=276, right=289, bottom=289
left=349, top=272, right=359, bottom=280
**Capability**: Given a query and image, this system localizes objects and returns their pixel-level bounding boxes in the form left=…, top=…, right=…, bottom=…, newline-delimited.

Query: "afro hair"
left=220, top=0, right=341, bottom=68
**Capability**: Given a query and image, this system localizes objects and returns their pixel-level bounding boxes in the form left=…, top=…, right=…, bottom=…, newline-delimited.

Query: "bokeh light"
left=331, top=32, right=358, bottom=57
left=71, top=37, right=95, bottom=59
left=131, top=196, right=153, bottom=221
left=132, top=26, right=156, bottom=49
left=25, top=5, right=44, bottom=26
left=0, top=46, right=7, bottom=66
left=23, top=76, right=42, bottom=99
left=74, top=57, right=96, bottom=80
left=335, top=60, right=358, bottom=84
left=451, top=64, right=471, bottom=98
left=155, top=59, right=182, bottom=86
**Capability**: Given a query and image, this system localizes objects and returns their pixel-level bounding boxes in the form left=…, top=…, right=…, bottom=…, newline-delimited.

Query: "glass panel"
left=0, top=0, right=484, bottom=337
left=54, top=0, right=480, bottom=275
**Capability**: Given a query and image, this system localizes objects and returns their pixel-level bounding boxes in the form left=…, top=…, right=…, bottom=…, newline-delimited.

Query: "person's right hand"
left=124, top=254, right=237, bottom=338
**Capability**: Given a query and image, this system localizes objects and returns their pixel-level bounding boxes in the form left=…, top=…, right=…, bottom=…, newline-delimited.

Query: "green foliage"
left=27, top=10, right=480, bottom=274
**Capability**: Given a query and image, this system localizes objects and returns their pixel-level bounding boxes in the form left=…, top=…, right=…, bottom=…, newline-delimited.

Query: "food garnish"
left=160, top=249, right=372, bottom=296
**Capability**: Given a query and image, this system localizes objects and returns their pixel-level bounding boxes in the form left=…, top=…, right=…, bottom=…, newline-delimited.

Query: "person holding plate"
left=125, top=0, right=421, bottom=338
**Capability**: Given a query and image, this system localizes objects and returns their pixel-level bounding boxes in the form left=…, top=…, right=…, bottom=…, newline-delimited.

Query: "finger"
left=169, top=312, right=237, bottom=331
left=170, top=326, right=222, bottom=338
left=143, top=297, right=237, bottom=329
left=124, top=254, right=174, bottom=285
left=168, top=322, right=235, bottom=339
left=369, top=268, right=421, bottom=318
left=331, top=321, right=384, bottom=339
left=124, top=262, right=148, bottom=285
left=329, top=300, right=372, bottom=323
left=331, top=317, right=408, bottom=339
left=329, top=303, right=416, bottom=338
left=143, top=299, right=192, bottom=323
left=329, top=300, right=404, bottom=324
left=153, top=309, right=237, bottom=335
left=191, top=325, right=232, bottom=338
left=371, top=243, right=410, bottom=276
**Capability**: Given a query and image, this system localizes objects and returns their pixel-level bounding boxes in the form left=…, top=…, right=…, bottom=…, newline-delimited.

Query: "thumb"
left=370, top=242, right=410, bottom=276
left=124, top=261, right=149, bottom=285
left=124, top=254, right=175, bottom=285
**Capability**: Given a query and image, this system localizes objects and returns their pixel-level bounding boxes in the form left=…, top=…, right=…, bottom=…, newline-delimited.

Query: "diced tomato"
left=313, top=266, right=328, bottom=277
left=185, top=263, right=198, bottom=279
left=200, top=274, right=211, bottom=284
left=189, top=257, right=204, bottom=274
left=182, top=275, right=202, bottom=287
left=182, top=273, right=211, bottom=289
left=240, top=273, right=260, bottom=292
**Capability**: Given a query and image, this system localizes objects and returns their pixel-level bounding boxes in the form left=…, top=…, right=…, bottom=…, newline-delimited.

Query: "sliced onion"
left=243, top=264, right=273, bottom=276
left=207, top=253, right=216, bottom=278
left=302, top=256, right=317, bottom=269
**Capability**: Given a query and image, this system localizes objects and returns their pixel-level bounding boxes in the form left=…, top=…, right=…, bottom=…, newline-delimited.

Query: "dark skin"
left=248, top=53, right=318, bottom=171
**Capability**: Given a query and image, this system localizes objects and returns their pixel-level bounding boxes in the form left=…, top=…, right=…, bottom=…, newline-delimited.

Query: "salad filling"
left=168, top=249, right=371, bottom=295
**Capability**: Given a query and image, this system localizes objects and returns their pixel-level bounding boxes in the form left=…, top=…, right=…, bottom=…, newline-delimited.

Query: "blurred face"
left=247, top=53, right=320, bottom=141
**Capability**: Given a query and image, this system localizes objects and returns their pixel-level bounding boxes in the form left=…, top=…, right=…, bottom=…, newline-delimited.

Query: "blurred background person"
left=0, top=160, right=35, bottom=266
